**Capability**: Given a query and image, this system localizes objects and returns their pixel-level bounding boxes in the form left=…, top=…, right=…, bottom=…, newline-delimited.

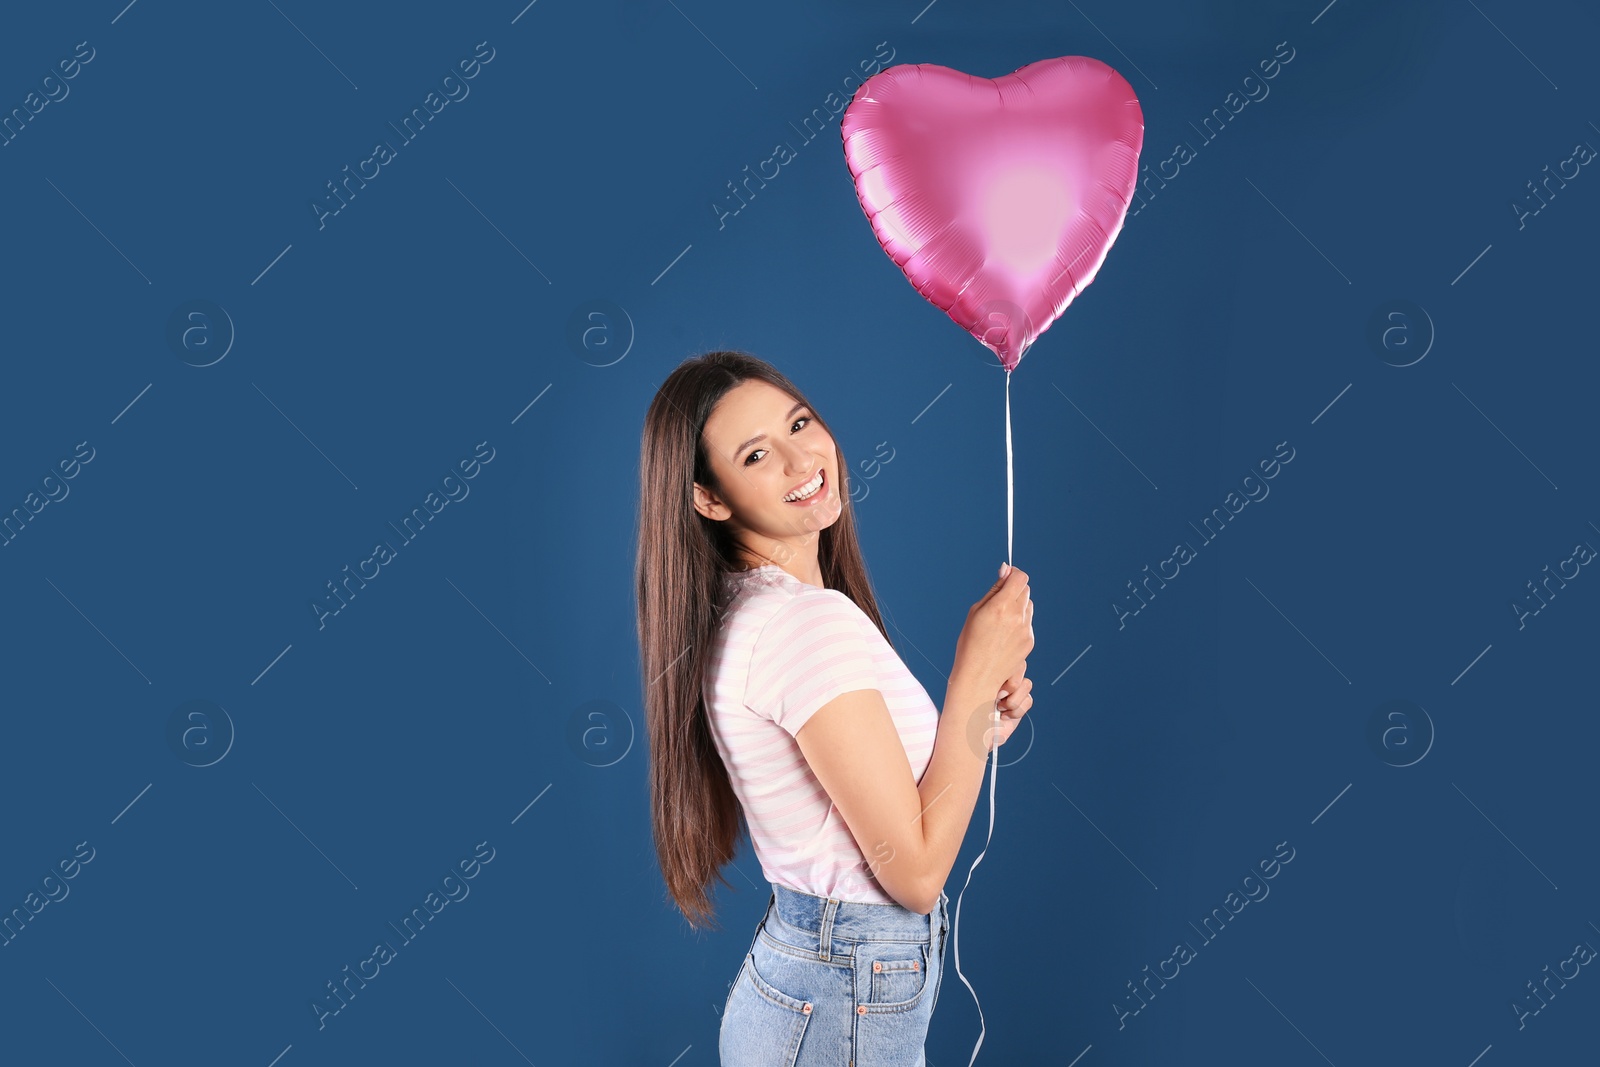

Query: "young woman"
left=635, top=350, right=1035, bottom=1066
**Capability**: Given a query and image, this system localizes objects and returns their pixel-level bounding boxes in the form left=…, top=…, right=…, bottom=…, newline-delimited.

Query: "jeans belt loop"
left=817, top=897, right=840, bottom=962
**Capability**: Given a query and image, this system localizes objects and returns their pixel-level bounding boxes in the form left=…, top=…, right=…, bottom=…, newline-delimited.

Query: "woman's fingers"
left=997, top=674, right=1033, bottom=714
left=994, top=693, right=1033, bottom=744
left=1000, top=674, right=1033, bottom=700
left=999, top=659, right=1029, bottom=694
left=1000, top=689, right=1033, bottom=718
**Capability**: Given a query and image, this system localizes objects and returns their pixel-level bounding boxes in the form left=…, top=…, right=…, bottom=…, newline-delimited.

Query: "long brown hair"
left=636, top=349, right=892, bottom=930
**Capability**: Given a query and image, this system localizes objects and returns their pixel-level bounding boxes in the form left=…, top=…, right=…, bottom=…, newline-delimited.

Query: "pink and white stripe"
left=703, top=565, right=938, bottom=903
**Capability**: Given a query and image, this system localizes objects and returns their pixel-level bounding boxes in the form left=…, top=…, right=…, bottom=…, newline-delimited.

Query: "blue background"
left=2, top=0, right=1596, bottom=1063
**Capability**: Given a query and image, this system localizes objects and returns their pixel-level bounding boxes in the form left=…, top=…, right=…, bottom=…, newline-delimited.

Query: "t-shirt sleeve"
left=743, top=589, right=880, bottom=737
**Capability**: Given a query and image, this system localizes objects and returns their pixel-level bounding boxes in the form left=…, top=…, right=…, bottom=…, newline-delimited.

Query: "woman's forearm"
left=912, top=669, right=998, bottom=911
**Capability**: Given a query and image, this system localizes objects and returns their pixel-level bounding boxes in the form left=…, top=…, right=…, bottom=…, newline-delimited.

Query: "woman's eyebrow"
left=732, top=401, right=807, bottom=458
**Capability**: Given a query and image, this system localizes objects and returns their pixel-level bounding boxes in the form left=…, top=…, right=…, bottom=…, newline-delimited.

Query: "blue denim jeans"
left=719, top=883, right=950, bottom=1066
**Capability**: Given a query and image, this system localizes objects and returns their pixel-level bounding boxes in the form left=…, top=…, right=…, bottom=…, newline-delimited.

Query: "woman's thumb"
left=987, top=561, right=1011, bottom=595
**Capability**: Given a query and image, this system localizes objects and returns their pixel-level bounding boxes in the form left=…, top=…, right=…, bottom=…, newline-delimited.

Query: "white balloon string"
left=1006, top=367, right=1013, bottom=565
left=952, top=367, right=1011, bottom=1065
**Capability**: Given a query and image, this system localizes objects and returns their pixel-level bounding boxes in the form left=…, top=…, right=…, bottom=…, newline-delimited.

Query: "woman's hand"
left=989, top=662, right=1034, bottom=747
left=953, top=562, right=1036, bottom=698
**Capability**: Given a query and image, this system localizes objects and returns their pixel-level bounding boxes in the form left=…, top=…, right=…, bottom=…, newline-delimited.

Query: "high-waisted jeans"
left=719, top=883, right=950, bottom=1066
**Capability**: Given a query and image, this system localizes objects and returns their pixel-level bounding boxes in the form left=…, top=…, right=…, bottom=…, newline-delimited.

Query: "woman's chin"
left=793, top=497, right=841, bottom=533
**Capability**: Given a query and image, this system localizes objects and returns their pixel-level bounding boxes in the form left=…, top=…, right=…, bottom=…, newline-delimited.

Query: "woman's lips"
left=784, top=468, right=829, bottom=507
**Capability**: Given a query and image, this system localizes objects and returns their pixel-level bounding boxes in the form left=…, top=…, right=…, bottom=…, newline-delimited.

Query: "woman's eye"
left=744, top=415, right=811, bottom=465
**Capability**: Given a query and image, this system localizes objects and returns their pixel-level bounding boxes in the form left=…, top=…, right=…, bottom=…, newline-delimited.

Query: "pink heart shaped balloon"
left=842, top=56, right=1144, bottom=371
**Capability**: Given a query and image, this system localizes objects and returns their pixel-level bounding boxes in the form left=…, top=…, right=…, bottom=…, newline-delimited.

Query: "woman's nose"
left=777, top=441, right=813, bottom=472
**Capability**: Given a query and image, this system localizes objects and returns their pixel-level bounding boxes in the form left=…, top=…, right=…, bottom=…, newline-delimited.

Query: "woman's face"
left=692, top=379, right=843, bottom=561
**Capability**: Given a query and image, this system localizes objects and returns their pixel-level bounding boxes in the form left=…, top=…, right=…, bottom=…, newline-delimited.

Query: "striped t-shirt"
left=703, top=564, right=940, bottom=903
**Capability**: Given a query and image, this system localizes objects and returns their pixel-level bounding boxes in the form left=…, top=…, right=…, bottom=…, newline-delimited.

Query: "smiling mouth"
left=783, top=468, right=826, bottom=503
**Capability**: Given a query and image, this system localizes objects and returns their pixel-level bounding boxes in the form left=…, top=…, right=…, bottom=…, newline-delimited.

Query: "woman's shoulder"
left=720, top=571, right=876, bottom=655
left=749, top=585, right=873, bottom=655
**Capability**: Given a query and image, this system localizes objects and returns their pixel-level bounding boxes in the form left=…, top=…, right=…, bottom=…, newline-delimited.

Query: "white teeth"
left=784, top=470, right=823, bottom=502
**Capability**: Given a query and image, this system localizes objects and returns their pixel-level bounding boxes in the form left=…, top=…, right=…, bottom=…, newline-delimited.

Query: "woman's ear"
left=691, top=482, right=731, bottom=522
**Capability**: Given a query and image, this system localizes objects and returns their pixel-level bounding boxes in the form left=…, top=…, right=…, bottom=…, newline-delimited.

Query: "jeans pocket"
left=866, top=943, right=930, bottom=1010
left=720, top=949, right=814, bottom=1067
